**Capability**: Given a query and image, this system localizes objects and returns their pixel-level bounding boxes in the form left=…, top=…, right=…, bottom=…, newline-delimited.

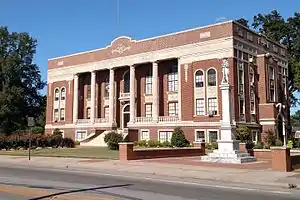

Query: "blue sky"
left=0, top=0, right=299, bottom=112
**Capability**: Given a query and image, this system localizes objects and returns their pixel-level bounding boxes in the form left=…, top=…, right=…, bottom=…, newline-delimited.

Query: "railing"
left=76, top=119, right=91, bottom=124
left=158, top=116, right=179, bottom=122
left=94, top=118, right=108, bottom=123
left=135, top=117, right=153, bottom=123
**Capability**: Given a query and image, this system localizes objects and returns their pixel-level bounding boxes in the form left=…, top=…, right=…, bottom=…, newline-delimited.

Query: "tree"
left=291, top=110, right=300, bottom=126
left=236, top=18, right=249, bottom=27
left=251, top=10, right=300, bottom=106
left=171, top=127, right=190, bottom=147
left=0, top=26, right=45, bottom=134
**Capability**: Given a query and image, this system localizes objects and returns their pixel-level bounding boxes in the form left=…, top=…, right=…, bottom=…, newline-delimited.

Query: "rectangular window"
left=195, top=73, right=204, bottom=87
left=268, top=66, right=274, bottom=79
left=168, top=66, right=178, bottom=92
left=195, top=131, right=205, bottom=142
left=145, top=104, right=152, bottom=117
left=239, top=99, right=245, bottom=121
left=104, top=107, right=109, bottom=119
left=55, top=91, right=59, bottom=101
left=145, top=76, right=152, bottom=94
left=75, top=131, right=87, bottom=141
left=196, top=98, right=205, bottom=116
left=105, top=81, right=109, bottom=97
left=208, top=131, right=218, bottom=143
left=251, top=130, right=260, bottom=144
left=54, top=109, right=59, bottom=122
left=141, top=130, right=150, bottom=141
left=87, top=107, right=91, bottom=119
left=208, top=98, right=217, bottom=115
left=159, top=131, right=173, bottom=142
left=87, top=85, right=91, bottom=100
left=168, top=102, right=178, bottom=117
left=60, top=108, right=65, bottom=121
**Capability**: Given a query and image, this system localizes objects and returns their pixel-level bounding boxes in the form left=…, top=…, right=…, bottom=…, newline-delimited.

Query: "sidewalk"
left=0, top=155, right=299, bottom=191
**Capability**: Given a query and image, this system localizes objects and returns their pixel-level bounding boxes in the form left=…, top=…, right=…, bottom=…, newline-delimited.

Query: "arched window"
left=123, top=71, right=130, bottom=93
left=54, top=88, right=60, bottom=101
left=207, top=69, right=216, bottom=86
left=195, top=70, right=204, bottom=88
left=123, top=104, right=130, bottom=112
left=61, top=88, right=66, bottom=101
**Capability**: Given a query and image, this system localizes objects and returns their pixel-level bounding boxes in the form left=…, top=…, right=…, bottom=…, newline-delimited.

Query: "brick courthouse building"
left=45, top=20, right=289, bottom=144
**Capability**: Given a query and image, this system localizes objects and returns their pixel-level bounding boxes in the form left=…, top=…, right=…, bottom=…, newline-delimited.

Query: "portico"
left=72, top=58, right=180, bottom=129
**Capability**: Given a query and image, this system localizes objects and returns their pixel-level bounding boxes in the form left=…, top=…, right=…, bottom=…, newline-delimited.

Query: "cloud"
left=215, top=16, right=227, bottom=23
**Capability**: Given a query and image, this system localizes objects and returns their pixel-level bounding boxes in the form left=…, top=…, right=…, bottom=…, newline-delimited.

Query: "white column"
left=90, top=71, right=96, bottom=123
left=109, top=69, right=115, bottom=124
left=129, top=65, right=135, bottom=123
left=73, top=74, right=79, bottom=123
left=177, top=58, right=182, bottom=121
left=152, top=61, right=159, bottom=122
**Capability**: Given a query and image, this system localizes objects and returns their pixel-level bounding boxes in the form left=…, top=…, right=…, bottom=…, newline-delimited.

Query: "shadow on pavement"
left=28, top=183, right=133, bottom=200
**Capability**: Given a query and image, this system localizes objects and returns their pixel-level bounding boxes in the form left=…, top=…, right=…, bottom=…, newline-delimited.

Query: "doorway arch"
left=122, top=104, right=130, bottom=129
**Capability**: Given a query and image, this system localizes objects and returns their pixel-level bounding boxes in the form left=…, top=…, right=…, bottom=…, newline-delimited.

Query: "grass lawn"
left=0, top=146, right=119, bottom=160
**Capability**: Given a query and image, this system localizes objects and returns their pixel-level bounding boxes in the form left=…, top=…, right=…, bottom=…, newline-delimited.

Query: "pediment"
left=108, top=36, right=136, bottom=55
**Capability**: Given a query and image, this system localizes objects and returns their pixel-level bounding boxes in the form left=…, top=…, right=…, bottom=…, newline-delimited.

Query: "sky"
left=0, top=0, right=299, bottom=112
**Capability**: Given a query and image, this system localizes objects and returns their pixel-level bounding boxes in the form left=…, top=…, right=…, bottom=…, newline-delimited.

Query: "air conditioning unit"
left=249, top=57, right=253, bottom=63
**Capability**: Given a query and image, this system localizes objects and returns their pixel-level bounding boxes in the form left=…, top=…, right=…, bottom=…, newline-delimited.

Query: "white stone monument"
left=201, top=58, right=256, bottom=164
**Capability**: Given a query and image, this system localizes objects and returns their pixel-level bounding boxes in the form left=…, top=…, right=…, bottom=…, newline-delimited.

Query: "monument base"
left=201, top=140, right=256, bottom=164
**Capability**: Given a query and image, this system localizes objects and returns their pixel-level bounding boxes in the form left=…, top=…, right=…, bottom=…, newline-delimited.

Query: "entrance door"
left=123, top=105, right=130, bottom=128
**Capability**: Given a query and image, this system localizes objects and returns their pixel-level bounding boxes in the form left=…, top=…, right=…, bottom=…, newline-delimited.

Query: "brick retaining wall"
left=119, top=142, right=205, bottom=160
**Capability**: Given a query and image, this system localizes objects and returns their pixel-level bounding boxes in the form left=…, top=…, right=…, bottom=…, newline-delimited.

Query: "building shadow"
left=28, top=183, right=133, bottom=200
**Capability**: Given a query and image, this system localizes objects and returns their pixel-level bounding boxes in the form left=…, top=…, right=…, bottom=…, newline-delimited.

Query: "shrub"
left=236, top=125, right=251, bottom=143
left=275, top=139, right=283, bottom=146
left=104, top=131, right=123, bottom=150
left=75, top=141, right=80, bottom=146
left=293, top=139, right=300, bottom=148
left=52, top=128, right=63, bottom=137
left=211, top=142, right=218, bottom=150
left=61, top=138, right=75, bottom=148
left=161, top=141, right=173, bottom=148
left=147, top=140, right=160, bottom=147
left=171, top=127, right=189, bottom=147
left=287, top=140, right=293, bottom=148
left=246, top=142, right=254, bottom=149
left=264, top=129, right=276, bottom=148
left=31, top=127, right=44, bottom=134
left=253, top=142, right=264, bottom=149
left=134, top=140, right=148, bottom=147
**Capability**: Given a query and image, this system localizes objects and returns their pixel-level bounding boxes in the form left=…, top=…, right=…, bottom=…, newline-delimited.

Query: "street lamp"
left=276, top=103, right=286, bottom=147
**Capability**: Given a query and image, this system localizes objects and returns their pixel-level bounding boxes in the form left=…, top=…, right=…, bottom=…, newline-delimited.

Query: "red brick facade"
left=46, top=21, right=289, bottom=143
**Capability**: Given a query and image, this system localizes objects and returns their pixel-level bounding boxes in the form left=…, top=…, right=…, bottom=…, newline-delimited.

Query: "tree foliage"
left=236, top=11, right=300, bottom=106
left=236, top=18, right=249, bottom=27
left=291, top=110, right=300, bottom=126
left=0, top=26, right=45, bottom=134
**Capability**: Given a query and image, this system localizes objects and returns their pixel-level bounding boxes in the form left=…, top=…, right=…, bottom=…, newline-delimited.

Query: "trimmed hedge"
left=104, top=131, right=123, bottom=150
left=0, top=133, right=75, bottom=150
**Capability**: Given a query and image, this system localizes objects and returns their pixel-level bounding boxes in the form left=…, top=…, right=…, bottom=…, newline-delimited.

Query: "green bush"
left=147, top=140, right=160, bottom=147
left=161, top=141, right=173, bottom=148
left=134, top=140, right=148, bottom=147
left=236, top=125, right=251, bottom=143
left=104, top=131, right=123, bottom=150
left=31, top=127, right=44, bottom=134
left=287, top=140, right=293, bottom=148
left=293, top=140, right=300, bottom=148
left=275, top=139, right=283, bottom=146
left=205, top=142, right=218, bottom=150
left=171, top=127, right=189, bottom=147
left=246, top=142, right=254, bottom=149
left=52, top=128, right=63, bottom=137
left=61, top=138, right=75, bottom=148
left=253, top=142, right=264, bottom=149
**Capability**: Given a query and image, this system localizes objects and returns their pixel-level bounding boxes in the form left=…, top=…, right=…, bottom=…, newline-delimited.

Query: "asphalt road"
left=0, top=166, right=299, bottom=200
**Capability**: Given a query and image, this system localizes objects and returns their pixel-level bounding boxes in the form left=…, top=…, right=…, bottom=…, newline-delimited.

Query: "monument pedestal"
left=201, top=60, right=256, bottom=164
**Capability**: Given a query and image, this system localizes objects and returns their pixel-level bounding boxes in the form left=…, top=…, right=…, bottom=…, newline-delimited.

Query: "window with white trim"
left=75, top=130, right=87, bottom=141
left=145, top=68, right=152, bottom=94
left=195, top=131, right=205, bottom=142
left=60, top=108, right=65, bottom=121
left=208, top=98, right=217, bottom=115
left=61, top=88, right=66, bottom=101
left=195, top=70, right=204, bottom=88
left=54, top=109, right=59, bottom=122
left=195, top=98, right=205, bottom=116
left=168, top=65, right=178, bottom=92
left=104, top=106, right=109, bottom=119
left=87, top=107, right=91, bottom=119
left=145, top=104, right=152, bottom=117
left=168, top=102, right=178, bottom=117
left=207, top=69, right=216, bottom=86
left=141, top=130, right=150, bottom=141
left=54, top=88, right=59, bottom=101
left=239, top=99, right=245, bottom=121
left=268, top=66, right=275, bottom=102
left=251, top=130, right=260, bottom=144
left=208, top=131, right=218, bottom=142
left=158, top=131, right=173, bottom=142
left=87, top=85, right=91, bottom=100
left=105, top=78, right=109, bottom=97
